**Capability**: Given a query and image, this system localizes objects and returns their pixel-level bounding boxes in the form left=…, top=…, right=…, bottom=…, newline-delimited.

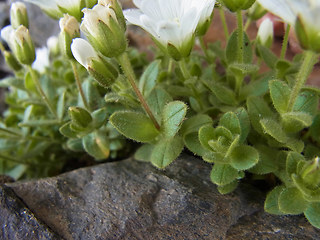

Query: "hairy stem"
left=236, top=10, right=244, bottom=64
left=28, top=66, right=58, bottom=118
left=117, top=52, right=160, bottom=130
left=178, top=58, right=191, bottom=79
left=219, top=8, right=229, bottom=39
left=199, top=36, right=211, bottom=62
left=71, top=60, right=90, bottom=111
left=280, top=25, right=291, bottom=60
left=287, top=51, right=317, bottom=112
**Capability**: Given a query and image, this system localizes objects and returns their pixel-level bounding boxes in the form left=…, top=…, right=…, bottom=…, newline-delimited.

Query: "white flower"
left=71, top=38, right=98, bottom=69
left=1, top=25, right=15, bottom=49
left=258, top=0, right=320, bottom=52
left=257, top=18, right=273, bottom=47
left=24, top=0, right=62, bottom=19
left=123, top=0, right=216, bottom=59
left=32, top=47, right=50, bottom=72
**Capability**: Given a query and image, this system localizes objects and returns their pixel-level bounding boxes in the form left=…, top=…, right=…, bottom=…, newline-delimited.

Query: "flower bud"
left=98, top=0, right=126, bottom=30
left=71, top=38, right=118, bottom=87
left=59, top=14, right=80, bottom=59
left=69, top=106, right=93, bottom=129
left=3, top=50, right=23, bottom=71
left=10, top=2, right=29, bottom=29
left=80, top=4, right=127, bottom=58
left=247, top=2, right=266, bottom=21
left=300, top=157, right=320, bottom=190
left=257, top=18, right=273, bottom=48
left=12, top=25, right=35, bottom=65
left=295, top=16, right=320, bottom=53
left=220, top=0, right=255, bottom=12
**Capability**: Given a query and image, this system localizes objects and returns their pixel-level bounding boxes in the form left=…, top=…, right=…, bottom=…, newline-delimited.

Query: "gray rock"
left=3, top=154, right=320, bottom=240
left=0, top=185, right=61, bottom=240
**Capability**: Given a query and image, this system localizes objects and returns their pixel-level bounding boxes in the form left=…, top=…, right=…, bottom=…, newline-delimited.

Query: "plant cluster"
left=0, top=0, right=320, bottom=229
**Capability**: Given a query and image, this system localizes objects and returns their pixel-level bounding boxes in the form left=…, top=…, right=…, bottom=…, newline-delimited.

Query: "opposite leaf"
left=269, top=80, right=291, bottom=114
left=230, top=145, right=259, bottom=171
left=278, top=187, right=309, bottom=215
left=162, top=101, right=187, bottom=138
left=304, top=203, right=320, bottom=229
left=264, top=185, right=285, bottom=215
left=110, top=111, right=159, bottom=143
left=139, top=60, right=160, bottom=98
left=151, top=136, right=184, bottom=169
left=210, top=163, right=239, bottom=186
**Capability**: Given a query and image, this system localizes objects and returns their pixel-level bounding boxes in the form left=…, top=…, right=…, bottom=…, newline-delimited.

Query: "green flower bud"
left=295, top=15, right=320, bottom=53
left=56, top=0, right=85, bottom=22
left=300, top=157, right=320, bottom=190
left=59, top=14, right=80, bottom=59
left=80, top=4, right=127, bottom=58
left=247, top=2, right=266, bottom=21
left=98, top=0, right=126, bottom=30
left=220, top=0, right=255, bottom=12
left=3, top=50, right=23, bottom=71
left=12, top=25, right=35, bottom=65
left=71, top=38, right=118, bottom=87
left=69, top=106, right=93, bottom=129
left=10, top=2, right=29, bottom=29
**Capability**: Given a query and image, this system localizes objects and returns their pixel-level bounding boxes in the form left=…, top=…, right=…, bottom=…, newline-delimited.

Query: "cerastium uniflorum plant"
left=0, top=0, right=320, bottom=228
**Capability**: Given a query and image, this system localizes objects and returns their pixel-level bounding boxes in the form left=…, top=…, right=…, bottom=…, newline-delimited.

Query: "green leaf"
left=220, top=112, right=241, bottom=136
left=249, top=145, right=278, bottom=174
left=82, top=131, right=110, bottom=161
left=0, top=77, right=25, bottom=89
left=57, top=90, right=66, bottom=120
left=24, top=71, right=37, bottom=93
left=282, top=112, right=313, bottom=133
left=210, top=163, right=239, bottom=186
left=310, top=114, right=320, bottom=143
left=292, top=175, right=320, bottom=202
left=134, top=144, right=154, bottom=162
left=151, top=136, right=184, bottom=169
left=286, top=152, right=305, bottom=176
left=184, top=132, right=208, bottom=156
left=202, top=80, right=237, bottom=105
left=247, top=96, right=274, bottom=134
left=275, top=60, right=291, bottom=79
left=269, top=80, right=291, bottom=114
left=260, top=118, right=287, bottom=143
left=264, top=185, right=285, bottom=215
left=146, top=88, right=172, bottom=123
left=161, top=101, right=187, bottom=138
left=240, top=74, right=272, bottom=100
left=199, top=125, right=215, bottom=150
left=293, top=91, right=319, bottom=116
left=226, top=30, right=252, bottom=64
left=235, top=108, right=250, bottom=143
left=304, top=203, right=320, bottom=229
left=139, top=60, right=160, bottom=97
left=91, top=108, right=108, bottom=129
left=230, top=145, right=259, bottom=171
left=256, top=45, right=278, bottom=69
left=217, top=180, right=238, bottom=194
left=82, top=79, right=104, bottom=110
left=110, top=111, right=159, bottom=143
left=180, top=114, right=213, bottom=136
left=286, top=138, right=304, bottom=153
left=59, top=122, right=77, bottom=138
left=278, top=187, right=309, bottom=215
left=66, top=138, right=84, bottom=152
left=229, top=63, right=259, bottom=75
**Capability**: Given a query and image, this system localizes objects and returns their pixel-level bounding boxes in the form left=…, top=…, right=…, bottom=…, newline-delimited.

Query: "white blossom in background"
left=0, top=25, right=15, bottom=50
left=32, top=47, right=50, bottom=72
left=71, top=38, right=98, bottom=69
left=258, top=0, right=320, bottom=52
left=123, top=0, right=216, bottom=59
left=24, top=0, right=62, bottom=19
left=257, top=18, right=273, bottom=47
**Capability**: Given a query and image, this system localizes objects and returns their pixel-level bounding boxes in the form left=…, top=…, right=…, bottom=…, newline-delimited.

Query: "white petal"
left=257, top=0, right=296, bottom=25
left=71, top=38, right=98, bottom=69
left=32, top=47, right=50, bottom=73
left=0, top=25, right=14, bottom=44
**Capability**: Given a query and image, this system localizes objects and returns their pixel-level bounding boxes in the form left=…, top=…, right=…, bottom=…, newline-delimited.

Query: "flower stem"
left=28, top=66, right=58, bottom=118
left=168, top=58, right=174, bottom=74
left=287, top=50, right=317, bottom=112
left=219, top=8, right=229, bottom=39
left=117, top=52, right=160, bottom=130
left=178, top=58, right=191, bottom=79
left=236, top=10, right=244, bottom=64
left=70, top=60, right=90, bottom=111
left=199, top=36, right=211, bottom=62
left=280, top=24, right=291, bottom=60
left=0, top=42, right=5, bottom=52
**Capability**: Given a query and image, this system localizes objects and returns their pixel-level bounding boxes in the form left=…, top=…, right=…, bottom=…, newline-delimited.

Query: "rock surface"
left=2, top=154, right=320, bottom=240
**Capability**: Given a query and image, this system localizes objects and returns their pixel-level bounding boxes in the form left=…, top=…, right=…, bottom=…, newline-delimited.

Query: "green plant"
left=1, top=0, right=320, bottom=229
